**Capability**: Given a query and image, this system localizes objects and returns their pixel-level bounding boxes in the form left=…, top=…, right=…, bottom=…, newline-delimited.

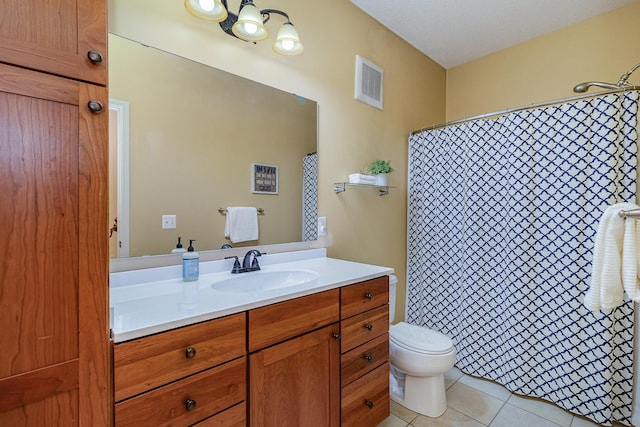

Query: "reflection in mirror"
left=108, top=34, right=318, bottom=259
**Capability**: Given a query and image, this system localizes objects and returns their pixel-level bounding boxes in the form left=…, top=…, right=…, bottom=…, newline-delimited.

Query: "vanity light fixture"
left=184, top=0, right=304, bottom=55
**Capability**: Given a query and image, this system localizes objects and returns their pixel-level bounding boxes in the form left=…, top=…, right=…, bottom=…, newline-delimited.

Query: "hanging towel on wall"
left=585, top=202, right=640, bottom=310
left=224, top=207, right=259, bottom=243
left=586, top=202, right=640, bottom=310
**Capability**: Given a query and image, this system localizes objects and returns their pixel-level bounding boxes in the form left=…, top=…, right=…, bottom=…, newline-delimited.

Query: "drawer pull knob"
left=87, top=50, right=103, bottom=64
left=365, top=293, right=374, bottom=300
left=365, top=323, right=373, bottom=331
left=365, top=400, right=374, bottom=409
left=185, top=399, right=197, bottom=411
left=87, top=100, right=103, bottom=113
left=185, top=347, right=197, bottom=359
left=333, top=333, right=341, bottom=341
left=364, top=354, right=373, bottom=362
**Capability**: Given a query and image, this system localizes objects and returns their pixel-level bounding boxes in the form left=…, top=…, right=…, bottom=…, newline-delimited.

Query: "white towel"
left=584, top=202, right=640, bottom=311
left=224, top=207, right=259, bottom=243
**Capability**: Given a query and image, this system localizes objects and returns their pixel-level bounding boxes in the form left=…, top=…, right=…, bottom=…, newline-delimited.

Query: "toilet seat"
left=390, top=322, right=454, bottom=355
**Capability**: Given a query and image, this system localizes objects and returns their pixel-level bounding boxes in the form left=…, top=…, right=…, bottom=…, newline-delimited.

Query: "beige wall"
left=109, top=34, right=316, bottom=256
left=108, top=1, right=640, bottom=323
left=446, top=3, right=640, bottom=122
left=109, top=0, right=446, bottom=321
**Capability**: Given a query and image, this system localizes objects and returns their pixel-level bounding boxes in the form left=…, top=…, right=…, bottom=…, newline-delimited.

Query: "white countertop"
left=110, top=249, right=393, bottom=343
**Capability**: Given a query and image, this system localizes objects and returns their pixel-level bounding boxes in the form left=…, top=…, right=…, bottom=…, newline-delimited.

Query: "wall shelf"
left=334, top=182, right=392, bottom=196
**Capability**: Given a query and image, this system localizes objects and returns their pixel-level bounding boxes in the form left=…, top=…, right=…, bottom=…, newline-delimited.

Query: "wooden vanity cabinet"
left=110, top=276, right=390, bottom=426
left=340, top=276, right=390, bottom=427
left=248, top=289, right=341, bottom=427
left=113, top=313, right=247, bottom=426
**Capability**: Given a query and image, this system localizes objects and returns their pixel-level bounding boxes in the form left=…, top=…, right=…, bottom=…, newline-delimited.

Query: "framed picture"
left=251, top=163, right=279, bottom=194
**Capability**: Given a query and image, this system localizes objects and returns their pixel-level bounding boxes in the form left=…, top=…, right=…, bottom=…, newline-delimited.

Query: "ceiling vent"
left=355, top=55, right=383, bottom=110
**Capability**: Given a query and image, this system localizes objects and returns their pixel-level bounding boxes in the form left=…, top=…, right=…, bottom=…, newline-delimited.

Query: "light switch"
left=162, top=214, right=177, bottom=229
left=318, top=216, right=327, bottom=236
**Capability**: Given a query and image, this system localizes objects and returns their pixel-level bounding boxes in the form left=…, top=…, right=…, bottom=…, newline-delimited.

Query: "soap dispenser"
left=182, top=239, right=199, bottom=281
left=172, top=236, right=187, bottom=253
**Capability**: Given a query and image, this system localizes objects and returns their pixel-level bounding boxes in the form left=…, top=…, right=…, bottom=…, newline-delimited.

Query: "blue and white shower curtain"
left=407, top=91, right=639, bottom=426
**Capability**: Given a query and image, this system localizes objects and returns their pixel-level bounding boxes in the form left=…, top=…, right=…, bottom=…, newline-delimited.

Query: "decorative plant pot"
left=375, top=173, right=388, bottom=186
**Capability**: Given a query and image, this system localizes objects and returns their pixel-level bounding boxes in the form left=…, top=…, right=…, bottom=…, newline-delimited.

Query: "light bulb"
left=273, top=23, right=303, bottom=55
left=243, top=23, right=258, bottom=35
left=199, top=0, right=215, bottom=11
left=281, top=39, right=294, bottom=51
left=184, top=0, right=227, bottom=21
left=231, top=3, right=268, bottom=41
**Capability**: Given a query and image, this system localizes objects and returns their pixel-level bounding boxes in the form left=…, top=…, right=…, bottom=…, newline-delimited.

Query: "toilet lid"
left=389, top=322, right=454, bottom=355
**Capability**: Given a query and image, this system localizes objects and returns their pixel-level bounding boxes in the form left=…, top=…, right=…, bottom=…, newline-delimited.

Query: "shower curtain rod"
left=410, top=87, right=640, bottom=136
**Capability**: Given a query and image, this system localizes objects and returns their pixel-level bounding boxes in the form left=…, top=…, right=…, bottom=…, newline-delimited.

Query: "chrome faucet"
left=242, top=249, right=263, bottom=270
left=225, top=249, right=264, bottom=274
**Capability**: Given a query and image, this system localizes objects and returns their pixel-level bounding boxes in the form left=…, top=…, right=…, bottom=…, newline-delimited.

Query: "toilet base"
left=390, top=372, right=447, bottom=417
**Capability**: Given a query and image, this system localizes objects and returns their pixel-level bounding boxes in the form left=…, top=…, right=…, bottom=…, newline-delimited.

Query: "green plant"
left=368, top=159, right=394, bottom=174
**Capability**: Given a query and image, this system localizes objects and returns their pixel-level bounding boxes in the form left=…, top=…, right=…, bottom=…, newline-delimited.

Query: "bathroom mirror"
left=108, top=34, right=318, bottom=258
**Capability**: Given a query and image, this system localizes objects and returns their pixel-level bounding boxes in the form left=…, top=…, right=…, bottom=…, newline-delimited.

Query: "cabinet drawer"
left=249, top=289, right=339, bottom=352
left=340, top=276, right=389, bottom=319
left=341, top=333, right=389, bottom=387
left=340, top=305, right=389, bottom=353
left=115, top=357, right=246, bottom=427
left=341, top=364, right=390, bottom=427
left=192, top=402, right=246, bottom=426
left=114, top=313, right=245, bottom=401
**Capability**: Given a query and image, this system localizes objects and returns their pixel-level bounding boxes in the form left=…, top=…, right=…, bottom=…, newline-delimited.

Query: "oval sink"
left=211, top=269, right=319, bottom=293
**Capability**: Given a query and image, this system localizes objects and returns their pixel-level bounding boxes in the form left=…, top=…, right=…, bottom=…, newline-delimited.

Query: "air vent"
left=355, top=55, right=383, bottom=110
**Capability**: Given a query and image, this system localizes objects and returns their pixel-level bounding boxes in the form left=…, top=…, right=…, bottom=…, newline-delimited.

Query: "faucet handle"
left=225, top=256, right=242, bottom=273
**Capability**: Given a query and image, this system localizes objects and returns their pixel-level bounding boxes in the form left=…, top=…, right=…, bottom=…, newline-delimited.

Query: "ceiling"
left=350, top=0, right=640, bottom=69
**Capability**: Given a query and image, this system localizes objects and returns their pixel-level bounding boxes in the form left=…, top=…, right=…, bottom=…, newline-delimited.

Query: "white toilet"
left=388, top=275, right=457, bottom=417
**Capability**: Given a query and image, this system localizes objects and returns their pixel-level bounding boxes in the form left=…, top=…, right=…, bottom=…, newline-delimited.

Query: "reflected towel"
left=584, top=202, right=640, bottom=311
left=348, top=173, right=376, bottom=184
left=224, top=207, right=259, bottom=243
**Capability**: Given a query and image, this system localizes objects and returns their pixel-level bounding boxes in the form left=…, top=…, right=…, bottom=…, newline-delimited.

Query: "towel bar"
left=619, top=209, right=640, bottom=219
left=218, top=208, right=264, bottom=214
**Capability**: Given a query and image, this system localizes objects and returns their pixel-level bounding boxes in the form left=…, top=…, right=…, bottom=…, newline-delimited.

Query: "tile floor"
left=377, top=367, right=628, bottom=427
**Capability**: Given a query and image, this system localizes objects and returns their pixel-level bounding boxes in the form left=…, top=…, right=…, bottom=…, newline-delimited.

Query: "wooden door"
left=250, top=324, right=341, bottom=427
left=0, top=63, right=110, bottom=425
left=0, top=0, right=107, bottom=85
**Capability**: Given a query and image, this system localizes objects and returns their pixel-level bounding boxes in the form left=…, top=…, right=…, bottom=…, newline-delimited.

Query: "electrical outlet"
left=162, top=214, right=177, bottom=229
left=317, top=216, right=327, bottom=236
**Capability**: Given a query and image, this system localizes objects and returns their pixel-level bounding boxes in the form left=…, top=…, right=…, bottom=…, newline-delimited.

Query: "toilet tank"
left=389, top=275, right=397, bottom=323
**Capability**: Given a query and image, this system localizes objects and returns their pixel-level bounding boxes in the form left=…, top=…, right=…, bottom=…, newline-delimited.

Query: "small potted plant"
left=369, top=159, right=394, bottom=186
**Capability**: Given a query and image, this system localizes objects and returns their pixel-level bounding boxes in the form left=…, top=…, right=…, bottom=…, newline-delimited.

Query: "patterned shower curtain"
left=407, top=91, right=639, bottom=426
left=302, top=153, right=318, bottom=242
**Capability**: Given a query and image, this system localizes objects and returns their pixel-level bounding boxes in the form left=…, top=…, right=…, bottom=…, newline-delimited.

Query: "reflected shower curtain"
left=302, top=153, right=318, bottom=242
left=407, top=91, right=639, bottom=426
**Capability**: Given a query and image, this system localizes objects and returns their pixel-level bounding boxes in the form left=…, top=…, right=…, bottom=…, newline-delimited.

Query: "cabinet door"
left=0, top=0, right=107, bottom=85
left=250, top=324, right=341, bottom=427
left=0, top=63, right=109, bottom=425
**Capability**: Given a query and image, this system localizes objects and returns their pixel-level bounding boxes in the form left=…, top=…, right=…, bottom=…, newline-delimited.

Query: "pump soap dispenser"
left=172, top=236, right=187, bottom=253
left=182, top=240, right=199, bottom=281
